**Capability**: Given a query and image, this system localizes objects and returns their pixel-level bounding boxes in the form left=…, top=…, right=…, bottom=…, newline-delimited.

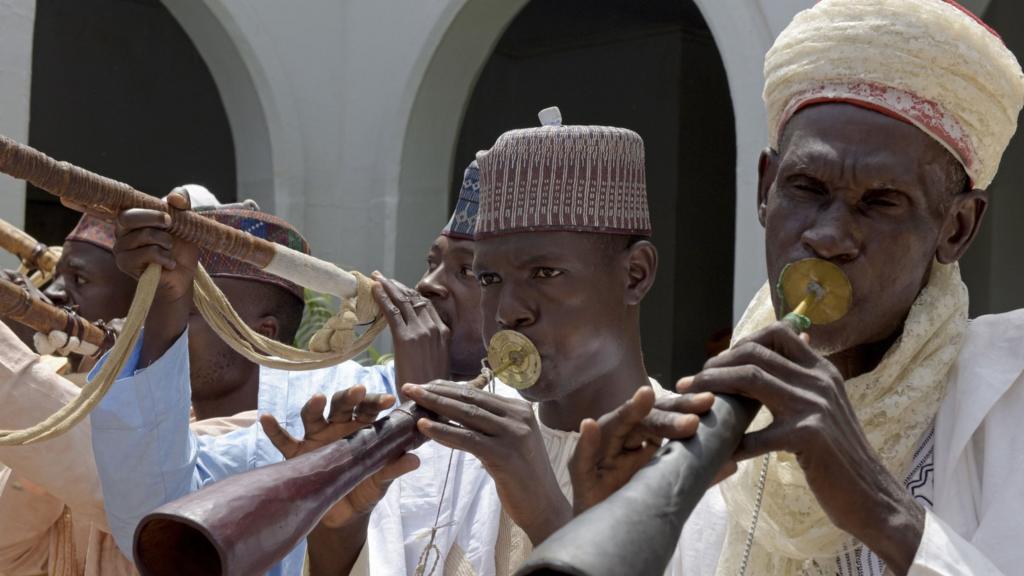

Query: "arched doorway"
left=453, top=0, right=735, bottom=381
left=25, top=0, right=236, bottom=245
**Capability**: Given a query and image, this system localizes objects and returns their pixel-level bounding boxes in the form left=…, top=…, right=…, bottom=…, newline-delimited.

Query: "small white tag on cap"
left=538, top=106, right=562, bottom=127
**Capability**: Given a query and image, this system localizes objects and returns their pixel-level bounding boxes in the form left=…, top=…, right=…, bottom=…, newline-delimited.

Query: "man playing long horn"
left=570, top=1, right=1024, bottom=574
left=90, top=190, right=454, bottom=575
left=0, top=186, right=255, bottom=576
left=270, top=116, right=715, bottom=576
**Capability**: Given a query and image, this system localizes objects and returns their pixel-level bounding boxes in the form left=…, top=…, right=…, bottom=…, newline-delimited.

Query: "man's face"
left=47, top=241, right=136, bottom=323
left=760, top=104, right=961, bottom=353
left=415, top=235, right=485, bottom=379
left=473, top=231, right=631, bottom=401
left=186, top=277, right=259, bottom=402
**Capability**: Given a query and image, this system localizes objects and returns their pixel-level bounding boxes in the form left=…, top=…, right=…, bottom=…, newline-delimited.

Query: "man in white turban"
left=565, top=1, right=1024, bottom=575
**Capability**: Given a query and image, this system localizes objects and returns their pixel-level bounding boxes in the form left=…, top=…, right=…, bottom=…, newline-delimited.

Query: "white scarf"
left=716, top=262, right=968, bottom=576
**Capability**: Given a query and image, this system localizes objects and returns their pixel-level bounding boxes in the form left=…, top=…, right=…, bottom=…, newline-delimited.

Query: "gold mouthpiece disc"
left=487, top=330, right=542, bottom=390
left=778, top=258, right=853, bottom=326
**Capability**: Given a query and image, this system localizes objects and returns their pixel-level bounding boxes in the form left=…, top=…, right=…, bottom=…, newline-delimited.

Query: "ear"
left=935, top=188, right=989, bottom=264
left=251, top=315, right=281, bottom=341
left=757, top=147, right=779, bottom=228
left=624, top=241, right=658, bottom=306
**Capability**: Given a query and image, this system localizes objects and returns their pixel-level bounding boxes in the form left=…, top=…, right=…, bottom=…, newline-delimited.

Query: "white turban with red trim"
left=764, top=0, right=1024, bottom=189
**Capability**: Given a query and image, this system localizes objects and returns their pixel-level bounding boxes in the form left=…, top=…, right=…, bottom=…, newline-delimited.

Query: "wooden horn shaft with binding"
left=0, top=276, right=110, bottom=350
left=0, top=135, right=357, bottom=300
left=133, top=374, right=489, bottom=576
left=0, top=218, right=58, bottom=273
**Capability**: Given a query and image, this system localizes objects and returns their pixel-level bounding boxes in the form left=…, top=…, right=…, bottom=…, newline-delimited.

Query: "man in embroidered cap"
left=573, top=1, right=1024, bottom=575
left=277, top=113, right=713, bottom=576
left=267, top=160, right=510, bottom=574
left=89, top=189, right=452, bottom=576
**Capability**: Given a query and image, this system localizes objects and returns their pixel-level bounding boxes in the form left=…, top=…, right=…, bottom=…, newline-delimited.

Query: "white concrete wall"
left=0, top=0, right=36, bottom=269
left=0, top=0, right=814, bottom=320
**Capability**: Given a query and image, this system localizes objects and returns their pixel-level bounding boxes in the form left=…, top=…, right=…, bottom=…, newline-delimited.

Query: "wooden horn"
left=0, top=135, right=358, bottom=300
left=0, top=218, right=59, bottom=273
left=0, top=275, right=111, bottom=352
left=134, top=375, right=489, bottom=576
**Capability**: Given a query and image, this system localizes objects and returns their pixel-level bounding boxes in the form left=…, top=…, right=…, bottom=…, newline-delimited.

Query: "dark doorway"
left=26, top=0, right=236, bottom=246
left=454, top=0, right=736, bottom=382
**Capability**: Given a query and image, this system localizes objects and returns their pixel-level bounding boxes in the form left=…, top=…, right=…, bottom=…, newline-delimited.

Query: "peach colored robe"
left=0, top=320, right=256, bottom=576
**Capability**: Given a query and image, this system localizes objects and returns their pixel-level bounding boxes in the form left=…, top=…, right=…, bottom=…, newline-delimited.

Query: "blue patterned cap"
left=441, top=161, right=481, bottom=240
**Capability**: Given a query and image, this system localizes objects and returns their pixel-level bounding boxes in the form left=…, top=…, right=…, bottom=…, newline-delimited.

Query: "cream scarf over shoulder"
left=716, top=262, right=968, bottom=576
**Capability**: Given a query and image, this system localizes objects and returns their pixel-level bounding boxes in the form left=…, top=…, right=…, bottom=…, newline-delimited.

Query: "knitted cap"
left=65, top=214, right=116, bottom=252
left=198, top=208, right=310, bottom=299
left=440, top=161, right=481, bottom=240
left=474, top=107, right=651, bottom=239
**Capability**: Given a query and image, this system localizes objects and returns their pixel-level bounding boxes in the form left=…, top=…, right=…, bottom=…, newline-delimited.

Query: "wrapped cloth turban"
left=764, top=0, right=1024, bottom=189
left=474, top=107, right=651, bottom=239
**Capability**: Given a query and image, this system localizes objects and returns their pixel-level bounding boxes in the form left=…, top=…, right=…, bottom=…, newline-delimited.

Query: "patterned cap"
left=474, top=107, right=651, bottom=239
left=65, top=214, right=116, bottom=252
left=198, top=208, right=310, bottom=299
left=440, top=161, right=481, bottom=240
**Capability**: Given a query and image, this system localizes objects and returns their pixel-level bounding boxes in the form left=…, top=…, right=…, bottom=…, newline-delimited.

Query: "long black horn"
left=515, top=395, right=758, bottom=576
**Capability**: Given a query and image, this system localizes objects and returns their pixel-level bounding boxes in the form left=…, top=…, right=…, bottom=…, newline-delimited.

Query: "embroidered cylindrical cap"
left=440, top=161, right=481, bottom=240
left=474, top=108, right=651, bottom=239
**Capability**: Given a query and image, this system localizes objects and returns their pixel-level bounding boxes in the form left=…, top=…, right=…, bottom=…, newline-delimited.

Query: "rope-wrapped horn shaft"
left=0, top=136, right=357, bottom=299
left=0, top=218, right=58, bottom=273
left=0, top=276, right=111, bottom=351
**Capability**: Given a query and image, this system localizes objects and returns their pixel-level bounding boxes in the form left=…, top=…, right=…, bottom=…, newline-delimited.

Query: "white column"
left=0, top=0, right=36, bottom=267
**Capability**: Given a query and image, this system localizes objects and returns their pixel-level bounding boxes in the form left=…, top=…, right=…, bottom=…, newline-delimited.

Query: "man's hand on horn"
left=401, top=380, right=572, bottom=545
left=113, top=189, right=198, bottom=368
left=262, top=385, right=417, bottom=576
left=568, top=386, right=719, bottom=515
left=677, top=322, right=924, bottom=575
left=371, top=271, right=450, bottom=392
left=261, top=385, right=415, bottom=529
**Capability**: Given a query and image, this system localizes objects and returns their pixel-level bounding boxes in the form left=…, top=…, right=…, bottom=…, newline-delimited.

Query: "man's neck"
left=826, top=331, right=900, bottom=380
left=192, top=367, right=261, bottom=421
left=537, top=343, right=650, bottom=433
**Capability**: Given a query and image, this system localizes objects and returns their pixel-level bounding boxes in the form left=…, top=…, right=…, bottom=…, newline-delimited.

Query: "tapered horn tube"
left=0, top=218, right=58, bottom=273
left=515, top=395, right=759, bottom=576
left=0, top=136, right=358, bottom=300
left=133, top=401, right=433, bottom=576
left=0, top=276, right=111, bottom=351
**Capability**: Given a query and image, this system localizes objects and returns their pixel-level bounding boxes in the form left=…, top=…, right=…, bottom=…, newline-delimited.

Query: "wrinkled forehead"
left=779, top=103, right=958, bottom=188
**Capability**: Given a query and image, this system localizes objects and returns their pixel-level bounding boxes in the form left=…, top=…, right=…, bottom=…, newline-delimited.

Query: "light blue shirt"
left=89, top=329, right=396, bottom=576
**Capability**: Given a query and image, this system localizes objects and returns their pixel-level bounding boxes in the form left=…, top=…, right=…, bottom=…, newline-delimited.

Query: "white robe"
left=673, top=309, right=1024, bottom=575
left=355, top=310, right=1024, bottom=575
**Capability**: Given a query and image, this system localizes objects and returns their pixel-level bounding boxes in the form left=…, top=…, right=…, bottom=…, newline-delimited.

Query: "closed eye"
left=863, top=190, right=905, bottom=208
left=531, top=267, right=563, bottom=279
left=478, top=272, right=501, bottom=287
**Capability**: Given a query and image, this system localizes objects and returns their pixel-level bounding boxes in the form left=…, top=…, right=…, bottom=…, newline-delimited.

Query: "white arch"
left=399, top=0, right=810, bottom=321
left=161, top=0, right=306, bottom=225
left=394, top=0, right=530, bottom=281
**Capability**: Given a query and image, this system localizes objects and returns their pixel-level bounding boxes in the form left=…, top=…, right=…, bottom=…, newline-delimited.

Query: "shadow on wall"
left=959, top=0, right=1024, bottom=318
left=454, top=0, right=736, bottom=381
left=26, top=0, right=236, bottom=246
